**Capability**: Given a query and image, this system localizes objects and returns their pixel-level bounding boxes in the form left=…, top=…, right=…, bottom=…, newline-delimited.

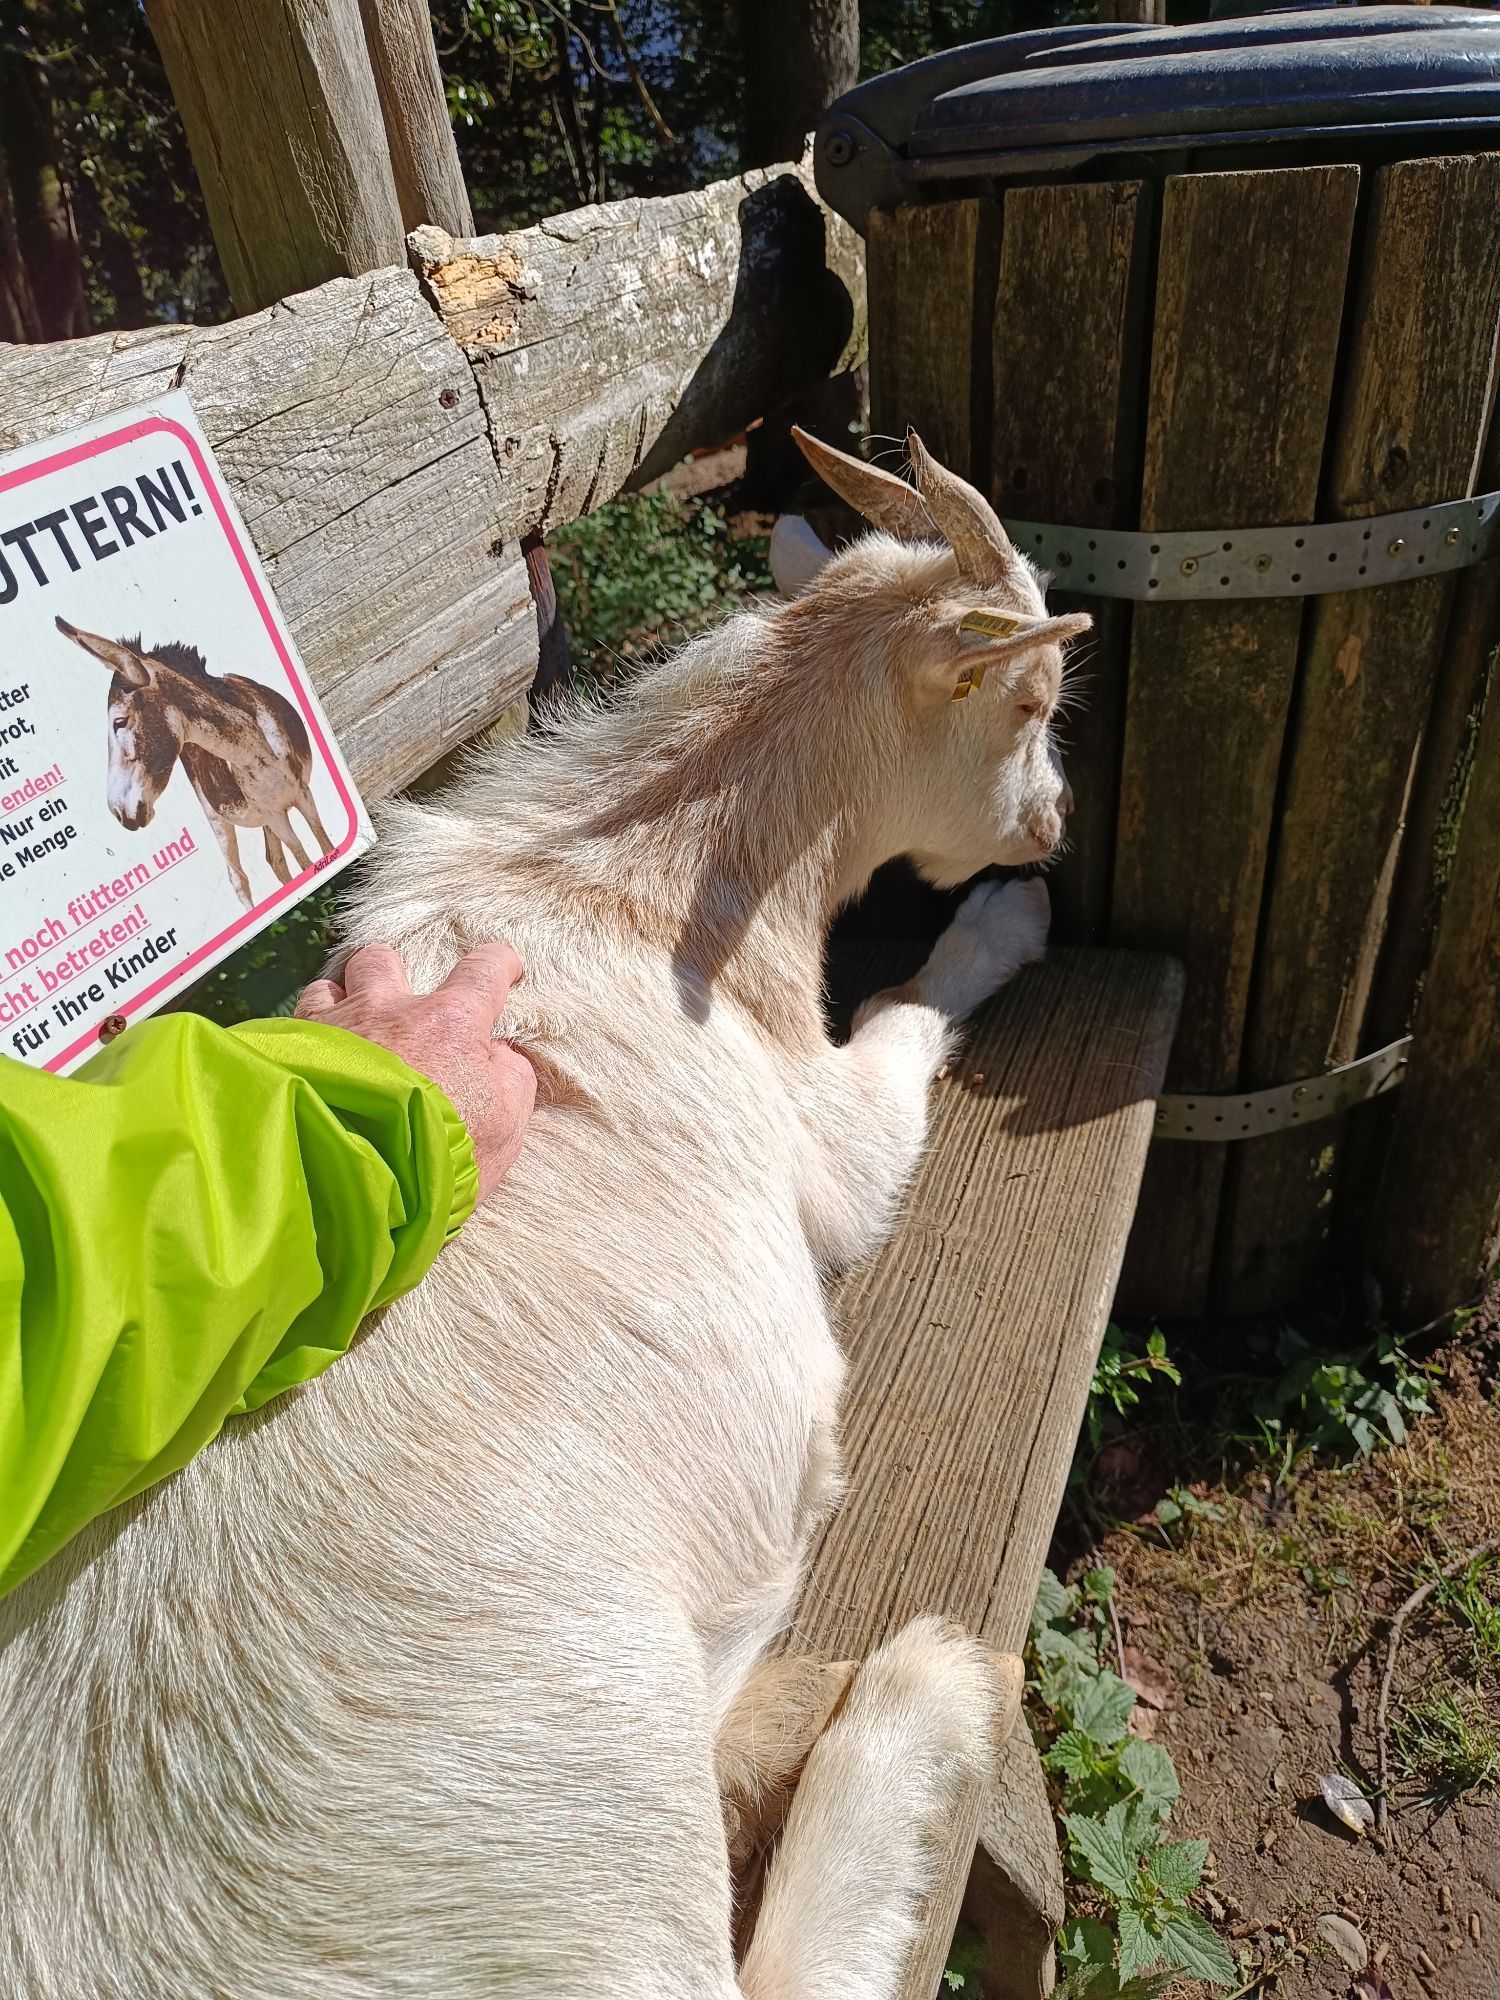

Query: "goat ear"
left=945, top=608, right=1092, bottom=703
left=790, top=426, right=932, bottom=541
left=55, top=616, right=152, bottom=687
left=769, top=515, right=833, bottom=597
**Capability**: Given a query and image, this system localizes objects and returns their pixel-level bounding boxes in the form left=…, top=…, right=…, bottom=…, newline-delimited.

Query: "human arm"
left=0, top=944, right=534, bottom=1597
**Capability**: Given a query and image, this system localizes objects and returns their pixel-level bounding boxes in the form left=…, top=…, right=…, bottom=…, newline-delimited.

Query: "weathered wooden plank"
left=0, top=267, right=535, bottom=799
left=145, top=0, right=408, bottom=314
left=868, top=199, right=999, bottom=481
left=795, top=948, right=1180, bottom=1993
left=787, top=946, right=1180, bottom=1997
left=991, top=179, right=1150, bottom=946
left=1370, top=657, right=1500, bottom=1323
left=410, top=158, right=865, bottom=534
left=1111, top=165, right=1360, bottom=1317
left=1221, top=154, right=1500, bottom=1311
left=797, top=949, right=1181, bottom=1652
left=357, top=0, right=474, bottom=237
left=964, top=1722, right=1066, bottom=2000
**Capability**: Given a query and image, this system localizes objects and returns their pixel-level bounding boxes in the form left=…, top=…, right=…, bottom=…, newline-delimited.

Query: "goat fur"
left=0, top=475, right=1082, bottom=1998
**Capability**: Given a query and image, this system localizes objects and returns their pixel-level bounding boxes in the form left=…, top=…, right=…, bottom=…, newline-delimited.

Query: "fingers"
left=435, top=940, right=525, bottom=1025
left=342, top=944, right=413, bottom=1001
left=295, top=977, right=345, bottom=1019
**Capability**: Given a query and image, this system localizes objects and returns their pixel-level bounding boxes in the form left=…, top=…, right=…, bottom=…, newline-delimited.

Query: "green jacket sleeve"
left=0, top=1012, right=478, bottom=1598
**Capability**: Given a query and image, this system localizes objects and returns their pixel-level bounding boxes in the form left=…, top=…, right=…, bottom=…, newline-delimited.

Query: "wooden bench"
left=777, top=940, right=1182, bottom=1999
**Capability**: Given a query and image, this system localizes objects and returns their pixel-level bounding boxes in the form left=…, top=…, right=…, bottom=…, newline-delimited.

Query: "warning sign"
left=0, top=392, right=370, bottom=1073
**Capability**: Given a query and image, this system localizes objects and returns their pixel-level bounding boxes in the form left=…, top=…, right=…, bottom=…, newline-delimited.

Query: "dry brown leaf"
left=1122, top=1644, right=1177, bottom=1712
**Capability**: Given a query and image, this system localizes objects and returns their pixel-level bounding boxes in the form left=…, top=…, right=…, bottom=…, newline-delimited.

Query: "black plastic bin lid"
left=815, top=5, right=1500, bottom=229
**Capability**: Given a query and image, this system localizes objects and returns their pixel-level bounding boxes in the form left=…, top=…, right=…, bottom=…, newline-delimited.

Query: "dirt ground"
left=1058, top=1319, right=1500, bottom=2000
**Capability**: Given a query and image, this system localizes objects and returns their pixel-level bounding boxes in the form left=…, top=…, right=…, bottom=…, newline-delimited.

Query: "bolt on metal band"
left=1005, top=492, right=1500, bottom=602
left=1153, top=1038, right=1411, bottom=1142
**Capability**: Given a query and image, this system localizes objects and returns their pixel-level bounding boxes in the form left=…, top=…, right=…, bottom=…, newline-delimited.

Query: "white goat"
left=0, top=432, right=1089, bottom=2000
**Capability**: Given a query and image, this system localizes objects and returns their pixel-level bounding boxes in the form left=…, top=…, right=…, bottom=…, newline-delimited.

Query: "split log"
left=408, top=157, right=865, bottom=536
left=0, top=161, right=865, bottom=798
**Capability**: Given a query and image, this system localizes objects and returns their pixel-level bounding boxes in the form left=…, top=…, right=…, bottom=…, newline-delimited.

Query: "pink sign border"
left=0, top=411, right=361, bottom=1072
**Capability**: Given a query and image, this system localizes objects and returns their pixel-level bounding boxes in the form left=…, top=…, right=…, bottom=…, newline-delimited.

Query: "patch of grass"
left=1432, top=1553, right=1500, bottom=1675
left=1393, top=1683, right=1500, bottom=1807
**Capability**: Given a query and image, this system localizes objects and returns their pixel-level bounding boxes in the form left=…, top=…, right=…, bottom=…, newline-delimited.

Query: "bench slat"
left=787, top=946, right=1182, bottom=1999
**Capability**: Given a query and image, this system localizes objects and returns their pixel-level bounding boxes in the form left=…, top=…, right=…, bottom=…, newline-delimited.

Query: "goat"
left=2, top=433, right=1090, bottom=2000
left=56, top=617, right=334, bottom=906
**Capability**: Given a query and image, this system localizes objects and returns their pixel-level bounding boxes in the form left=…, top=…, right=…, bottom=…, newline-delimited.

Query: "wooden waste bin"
left=815, top=6, right=1500, bottom=1322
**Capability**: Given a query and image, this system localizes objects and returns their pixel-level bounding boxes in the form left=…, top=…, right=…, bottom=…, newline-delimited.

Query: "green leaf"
left=1072, top=1670, right=1137, bottom=1746
left=1116, top=1907, right=1163, bottom=1984
left=1066, top=1802, right=1142, bottom=1902
left=1153, top=1497, right=1182, bottom=1526
left=1146, top=1327, right=1167, bottom=1358
left=1047, top=1729, right=1099, bottom=1780
left=1059, top=1917, right=1118, bottom=1974
left=1147, top=1837, right=1208, bottom=1900
left=1081, top=1567, right=1117, bottom=1608
left=1155, top=1910, right=1239, bottom=1987
left=1119, top=1739, right=1181, bottom=1820
left=1033, top=1567, right=1071, bottom=1628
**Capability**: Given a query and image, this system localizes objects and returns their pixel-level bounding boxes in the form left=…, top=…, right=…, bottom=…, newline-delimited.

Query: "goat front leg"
left=796, top=879, right=1049, bottom=1269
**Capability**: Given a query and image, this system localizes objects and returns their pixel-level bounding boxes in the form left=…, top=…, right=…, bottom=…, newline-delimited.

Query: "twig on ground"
left=1374, top=1533, right=1500, bottom=1832
left=1108, top=1589, right=1127, bottom=1680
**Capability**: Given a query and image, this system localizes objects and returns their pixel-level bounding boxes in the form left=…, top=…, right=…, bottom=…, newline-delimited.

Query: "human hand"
left=296, top=942, right=537, bottom=1205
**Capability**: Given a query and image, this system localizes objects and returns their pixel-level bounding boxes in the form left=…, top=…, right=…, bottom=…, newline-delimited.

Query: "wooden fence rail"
left=0, top=163, right=863, bottom=802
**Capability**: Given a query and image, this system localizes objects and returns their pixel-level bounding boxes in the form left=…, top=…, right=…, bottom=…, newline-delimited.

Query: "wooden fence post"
left=145, top=0, right=408, bottom=312
left=357, top=0, right=474, bottom=236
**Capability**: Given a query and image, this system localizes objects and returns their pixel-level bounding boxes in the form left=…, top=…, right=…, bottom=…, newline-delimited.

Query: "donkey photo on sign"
left=56, top=617, right=333, bottom=907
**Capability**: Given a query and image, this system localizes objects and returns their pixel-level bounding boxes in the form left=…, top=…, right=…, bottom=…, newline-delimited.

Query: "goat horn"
left=790, top=426, right=933, bottom=542
left=906, top=431, right=1019, bottom=587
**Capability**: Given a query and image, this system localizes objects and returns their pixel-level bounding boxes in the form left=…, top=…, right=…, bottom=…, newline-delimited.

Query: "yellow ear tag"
left=951, top=662, right=991, bottom=702
left=958, top=609, right=1027, bottom=640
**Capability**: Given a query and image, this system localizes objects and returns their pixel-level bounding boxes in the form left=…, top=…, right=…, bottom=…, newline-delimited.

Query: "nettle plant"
left=1030, top=1569, right=1239, bottom=1998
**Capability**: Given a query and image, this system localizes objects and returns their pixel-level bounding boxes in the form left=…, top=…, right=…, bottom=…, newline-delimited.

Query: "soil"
left=1054, top=1314, right=1500, bottom=2000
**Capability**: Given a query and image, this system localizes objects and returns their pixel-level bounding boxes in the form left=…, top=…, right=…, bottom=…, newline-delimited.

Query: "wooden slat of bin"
left=1221, top=153, right=1500, bottom=1312
left=868, top=200, right=1000, bottom=482
left=1111, top=164, right=1360, bottom=1318
left=1370, top=655, right=1500, bottom=1323
left=991, top=179, right=1151, bottom=947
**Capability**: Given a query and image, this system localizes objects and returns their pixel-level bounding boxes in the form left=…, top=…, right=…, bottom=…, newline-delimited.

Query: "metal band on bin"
left=1154, top=1041, right=1412, bottom=1143
left=1005, top=491, right=1500, bottom=602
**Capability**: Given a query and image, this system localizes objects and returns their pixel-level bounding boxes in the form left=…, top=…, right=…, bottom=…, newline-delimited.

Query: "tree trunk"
left=0, top=22, right=90, bottom=342
left=739, top=0, right=859, bottom=168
